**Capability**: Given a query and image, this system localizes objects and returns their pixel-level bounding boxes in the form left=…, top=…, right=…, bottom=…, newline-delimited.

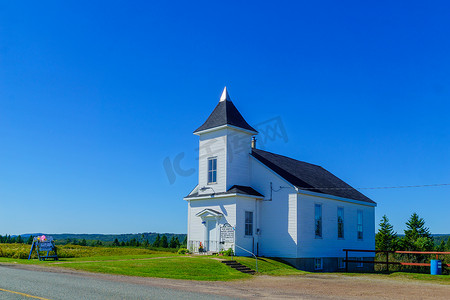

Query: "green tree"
left=161, top=235, right=168, bottom=248
left=182, top=236, right=187, bottom=247
left=120, top=241, right=126, bottom=247
left=436, top=240, right=446, bottom=252
left=112, top=238, right=120, bottom=247
left=375, top=215, right=398, bottom=251
left=16, top=235, right=24, bottom=244
left=446, top=238, right=450, bottom=251
left=153, top=234, right=161, bottom=247
left=27, top=235, right=34, bottom=245
left=169, top=236, right=177, bottom=248
left=402, top=213, right=433, bottom=251
left=80, top=239, right=87, bottom=246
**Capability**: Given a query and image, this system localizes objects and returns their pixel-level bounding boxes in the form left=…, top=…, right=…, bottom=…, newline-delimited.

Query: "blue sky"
left=1, top=1, right=449, bottom=235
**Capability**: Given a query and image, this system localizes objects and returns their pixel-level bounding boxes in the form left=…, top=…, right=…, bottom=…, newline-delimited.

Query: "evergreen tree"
left=446, top=238, right=450, bottom=251
left=161, top=235, right=168, bottom=248
left=169, top=236, right=177, bottom=248
left=112, top=238, right=120, bottom=247
left=182, top=236, right=187, bottom=247
left=436, top=240, right=446, bottom=252
left=402, top=213, right=433, bottom=251
left=16, top=235, right=24, bottom=243
left=80, top=239, right=87, bottom=246
left=153, top=234, right=161, bottom=247
left=375, top=215, right=398, bottom=251
left=120, top=241, right=126, bottom=247
left=27, top=235, right=34, bottom=245
left=144, top=239, right=150, bottom=248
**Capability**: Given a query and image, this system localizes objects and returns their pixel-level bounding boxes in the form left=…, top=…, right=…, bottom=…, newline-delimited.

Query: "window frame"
left=338, top=257, right=346, bottom=269
left=337, top=207, right=344, bottom=239
left=357, top=210, right=363, bottom=240
left=314, top=203, right=322, bottom=238
left=207, top=157, right=217, bottom=184
left=356, top=257, right=363, bottom=268
left=314, top=258, right=323, bottom=270
left=244, top=211, right=254, bottom=237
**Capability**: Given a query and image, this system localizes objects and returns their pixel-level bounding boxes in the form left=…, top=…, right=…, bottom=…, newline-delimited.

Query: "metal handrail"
left=234, top=244, right=258, bottom=272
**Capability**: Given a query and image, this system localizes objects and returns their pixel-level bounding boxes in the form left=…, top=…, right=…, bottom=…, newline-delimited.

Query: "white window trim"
left=244, top=211, right=254, bottom=237
left=338, top=258, right=346, bottom=269
left=337, top=206, right=344, bottom=240
left=207, top=157, right=217, bottom=184
left=356, top=257, right=363, bottom=268
left=357, top=209, right=363, bottom=241
left=314, top=203, right=323, bottom=239
left=314, top=258, right=323, bottom=270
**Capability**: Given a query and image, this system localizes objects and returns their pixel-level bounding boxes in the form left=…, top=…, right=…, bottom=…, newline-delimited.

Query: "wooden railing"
left=343, top=249, right=450, bottom=272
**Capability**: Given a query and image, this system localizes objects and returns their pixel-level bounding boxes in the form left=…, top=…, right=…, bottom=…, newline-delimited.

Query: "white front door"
left=207, top=220, right=217, bottom=251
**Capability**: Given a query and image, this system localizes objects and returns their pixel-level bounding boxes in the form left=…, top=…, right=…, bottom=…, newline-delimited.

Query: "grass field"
left=53, top=256, right=250, bottom=281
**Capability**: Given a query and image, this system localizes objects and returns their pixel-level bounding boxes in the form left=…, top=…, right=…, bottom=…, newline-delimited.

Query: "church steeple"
left=219, top=86, right=231, bottom=102
left=194, top=87, right=257, bottom=134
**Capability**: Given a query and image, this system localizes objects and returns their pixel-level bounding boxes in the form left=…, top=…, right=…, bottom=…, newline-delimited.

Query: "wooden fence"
left=343, top=249, right=450, bottom=272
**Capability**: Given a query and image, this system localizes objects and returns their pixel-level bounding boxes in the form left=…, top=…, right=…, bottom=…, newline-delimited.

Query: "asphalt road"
left=0, top=265, right=235, bottom=300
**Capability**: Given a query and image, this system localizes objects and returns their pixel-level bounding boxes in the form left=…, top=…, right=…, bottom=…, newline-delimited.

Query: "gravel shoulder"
left=1, top=262, right=449, bottom=299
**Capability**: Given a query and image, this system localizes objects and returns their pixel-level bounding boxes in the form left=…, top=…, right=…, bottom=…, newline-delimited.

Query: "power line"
left=298, top=183, right=450, bottom=191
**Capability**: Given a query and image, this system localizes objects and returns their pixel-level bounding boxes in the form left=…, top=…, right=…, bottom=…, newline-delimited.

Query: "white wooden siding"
left=297, top=193, right=375, bottom=258
left=188, top=198, right=237, bottom=244
left=250, top=157, right=298, bottom=257
left=198, top=130, right=227, bottom=194
left=226, top=129, right=252, bottom=189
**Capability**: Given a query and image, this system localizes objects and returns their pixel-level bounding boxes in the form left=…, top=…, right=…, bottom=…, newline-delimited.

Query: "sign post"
left=28, top=235, right=58, bottom=261
left=220, top=223, right=235, bottom=253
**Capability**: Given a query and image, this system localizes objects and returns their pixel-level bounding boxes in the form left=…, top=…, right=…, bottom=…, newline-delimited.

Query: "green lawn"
left=53, top=256, right=250, bottom=281
left=225, top=256, right=309, bottom=276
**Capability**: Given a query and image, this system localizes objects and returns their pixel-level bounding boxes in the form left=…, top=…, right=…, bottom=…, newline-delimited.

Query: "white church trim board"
left=184, top=87, right=376, bottom=271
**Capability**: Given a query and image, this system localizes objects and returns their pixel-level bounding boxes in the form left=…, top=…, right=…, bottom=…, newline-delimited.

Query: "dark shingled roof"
left=251, top=149, right=375, bottom=204
left=185, top=185, right=264, bottom=198
left=194, top=98, right=257, bottom=133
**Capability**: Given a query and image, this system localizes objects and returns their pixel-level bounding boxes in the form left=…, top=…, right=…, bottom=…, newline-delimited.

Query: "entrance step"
left=221, top=260, right=256, bottom=275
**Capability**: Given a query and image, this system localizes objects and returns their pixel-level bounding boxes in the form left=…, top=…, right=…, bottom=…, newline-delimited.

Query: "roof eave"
left=296, top=188, right=377, bottom=207
left=194, top=124, right=258, bottom=136
left=184, top=193, right=264, bottom=201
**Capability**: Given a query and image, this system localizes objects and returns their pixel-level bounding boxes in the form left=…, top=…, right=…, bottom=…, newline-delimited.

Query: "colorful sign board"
left=28, top=235, right=58, bottom=261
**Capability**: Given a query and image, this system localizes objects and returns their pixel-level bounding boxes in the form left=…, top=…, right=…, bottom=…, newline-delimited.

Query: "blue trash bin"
left=430, top=260, right=442, bottom=275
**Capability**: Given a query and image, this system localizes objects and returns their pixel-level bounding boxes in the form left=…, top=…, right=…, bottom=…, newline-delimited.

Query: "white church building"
left=184, top=88, right=376, bottom=271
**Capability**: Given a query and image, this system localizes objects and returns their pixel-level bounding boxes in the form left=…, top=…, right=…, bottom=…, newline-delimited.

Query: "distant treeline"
left=1, top=232, right=188, bottom=249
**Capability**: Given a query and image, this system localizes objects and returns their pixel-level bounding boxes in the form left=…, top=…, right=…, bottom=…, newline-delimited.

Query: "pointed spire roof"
left=194, top=87, right=257, bottom=134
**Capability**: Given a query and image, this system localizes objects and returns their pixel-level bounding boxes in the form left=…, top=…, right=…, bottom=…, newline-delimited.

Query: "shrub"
left=219, top=248, right=234, bottom=256
left=177, top=248, right=188, bottom=255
